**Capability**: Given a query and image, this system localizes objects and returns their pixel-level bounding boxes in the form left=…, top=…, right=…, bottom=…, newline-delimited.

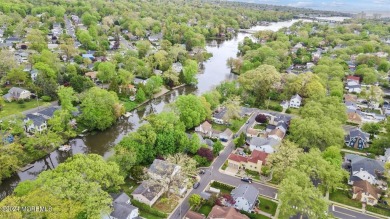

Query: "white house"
left=289, top=94, right=302, bottom=108
left=24, top=113, right=47, bottom=133
left=195, top=121, right=213, bottom=137
left=230, top=184, right=259, bottom=212
left=107, top=192, right=139, bottom=219
left=249, top=137, right=280, bottom=154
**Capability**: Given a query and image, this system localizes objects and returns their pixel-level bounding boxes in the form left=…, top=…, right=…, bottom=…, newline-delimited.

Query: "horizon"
left=230, top=0, right=390, bottom=15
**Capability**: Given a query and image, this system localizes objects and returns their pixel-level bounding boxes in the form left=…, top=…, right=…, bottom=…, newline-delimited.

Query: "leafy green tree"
left=223, top=96, right=241, bottom=121
left=189, top=194, right=201, bottom=207
left=26, top=29, right=47, bottom=52
left=136, top=40, right=151, bottom=58
left=97, top=62, right=116, bottom=83
left=362, top=122, right=381, bottom=135
left=322, top=146, right=343, bottom=167
left=135, top=87, right=146, bottom=102
left=118, top=69, right=134, bottom=86
left=57, top=86, right=77, bottom=112
left=165, top=153, right=197, bottom=176
left=173, top=95, right=211, bottom=129
left=212, top=141, right=223, bottom=156
left=182, top=59, right=198, bottom=85
left=267, top=140, right=302, bottom=182
left=5, top=67, right=28, bottom=86
left=69, top=75, right=95, bottom=93
left=79, top=87, right=124, bottom=130
left=279, top=168, right=328, bottom=219
left=144, top=75, right=163, bottom=98
left=188, top=133, right=201, bottom=154
left=111, top=146, right=137, bottom=176
left=202, top=90, right=221, bottom=109
left=0, top=143, right=24, bottom=183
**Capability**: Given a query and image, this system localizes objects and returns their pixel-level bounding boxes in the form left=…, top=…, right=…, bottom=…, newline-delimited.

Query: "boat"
left=124, top=112, right=133, bottom=117
left=58, top=145, right=71, bottom=152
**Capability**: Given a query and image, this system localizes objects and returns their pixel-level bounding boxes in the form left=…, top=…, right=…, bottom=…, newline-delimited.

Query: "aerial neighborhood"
left=0, top=0, right=390, bottom=219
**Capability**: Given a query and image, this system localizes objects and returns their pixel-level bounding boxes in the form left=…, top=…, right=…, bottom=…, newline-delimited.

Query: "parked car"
left=241, top=177, right=253, bottom=183
left=193, top=182, right=200, bottom=189
left=199, top=169, right=205, bottom=175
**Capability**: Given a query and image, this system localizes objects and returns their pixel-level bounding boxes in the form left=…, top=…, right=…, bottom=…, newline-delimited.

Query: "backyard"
left=258, top=197, right=278, bottom=216
left=0, top=99, right=47, bottom=118
left=197, top=203, right=213, bottom=216
left=212, top=117, right=249, bottom=133
left=153, top=195, right=180, bottom=213
left=119, top=178, right=140, bottom=195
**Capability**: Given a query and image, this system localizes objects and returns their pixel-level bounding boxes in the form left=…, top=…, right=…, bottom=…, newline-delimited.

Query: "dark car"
left=193, top=182, right=200, bottom=189
left=241, top=177, right=253, bottom=183
left=199, top=169, right=205, bottom=175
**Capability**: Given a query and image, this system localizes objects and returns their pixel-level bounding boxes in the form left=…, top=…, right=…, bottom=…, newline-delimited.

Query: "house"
left=345, top=128, right=370, bottom=149
left=347, top=84, right=362, bottom=94
left=133, top=78, right=148, bottom=86
left=346, top=76, right=360, bottom=85
left=172, top=62, right=183, bottom=73
left=230, top=184, right=259, bottom=212
left=212, top=108, right=227, bottom=124
left=306, top=62, right=315, bottom=69
left=5, top=37, right=21, bottom=44
left=185, top=210, right=206, bottom=219
left=24, top=113, right=47, bottom=133
left=3, top=87, right=31, bottom=102
left=352, top=180, right=381, bottom=206
left=85, top=71, right=98, bottom=82
left=38, top=106, right=60, bottom=119
left=219, top=128, right=233, bottom=142
left=267, top=127, right=285, bottom=141
left=195, top=121, right=213, bottom=137
left=148, top=33, right=163, bottom=43
left=289, top=94, right=302, bottom=108
left=29, top=69, right=38, bottom=81
left=345, top=154, right=385, bottom=185
left=207, top=206, right=249, bottom=219
left=246, top=128, right=259, bottom=138
left=131, top=183, right=164, bottom=207
left=131, top=159, right=184, bottom=206
left=347, top=111, right=363, bottom=125
left=378, top=148, right=390, bottom=163
left=249, top=136, right=280, bottom=153
left=108, top=192, right=139, bottom=219
left=227, top=149, right=268, bottom=174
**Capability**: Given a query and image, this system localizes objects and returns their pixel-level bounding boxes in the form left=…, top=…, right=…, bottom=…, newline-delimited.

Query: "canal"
left=0, top=19, right=307, bottom=200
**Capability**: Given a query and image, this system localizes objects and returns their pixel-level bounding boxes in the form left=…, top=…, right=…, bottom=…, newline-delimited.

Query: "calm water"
left=0, top=19, right=304, bottom=200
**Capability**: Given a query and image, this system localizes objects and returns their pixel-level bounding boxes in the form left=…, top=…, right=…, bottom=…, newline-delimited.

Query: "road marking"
left=333, top=210, right=357, bottom=218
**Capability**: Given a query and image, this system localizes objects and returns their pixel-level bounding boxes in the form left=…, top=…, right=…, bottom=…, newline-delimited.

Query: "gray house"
left=108, top=192, right=139, bottom=219
left=230, top=184, right=259, bottom=212
left=3, top=87, right=31, bottom=102
left=24, top=113, right=47, bottom=133
left=345, top=154, right=385, bottom=185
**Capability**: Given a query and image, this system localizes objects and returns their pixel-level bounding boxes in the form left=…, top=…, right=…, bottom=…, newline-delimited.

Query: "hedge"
left=210, top=181, right=234, bottom=192
left=131, top=199, right=167, bottom=218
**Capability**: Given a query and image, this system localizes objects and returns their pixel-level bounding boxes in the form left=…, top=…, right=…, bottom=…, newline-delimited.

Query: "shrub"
left=197, top=147, right=214, bottom=162
left=131, top=199, right=167, bottom=218
left=285, top=108, right=292, bottom=114
left=210, top=181, right=234, bottom=192
left=194, top=155, right=210, bottom=167
left=41, top=96, right=52, bottom=102
left=255, top=114, right=268, bottom=123
left=17, top=99, right=25, bottom=104
left=269, top=104, right=283, bottom=112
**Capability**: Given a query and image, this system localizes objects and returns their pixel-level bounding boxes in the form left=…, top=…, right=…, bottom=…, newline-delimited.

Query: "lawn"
left=197, top=203, right=213, bottom=216
left=120, top=178, right=139, bottom=195
left=212, top=122, right=227, bottom=132
left=153, top=195, right=179, bottom=213
left=253, top=123, right=267, bottom=130
left=366, top=204, right=390, bottom=217
left=121, top=100, right=139, bottom=112
left=139, top=211, right=166, bottom=219
left=329, top=189, right=362, bottom=208
left=245, top=169, right=260, bottom=180
left=258, top=197, right=278, bottom=216
left=0, top=99, right=47, bottom=118
left=212, top=117, right=248, bottom=133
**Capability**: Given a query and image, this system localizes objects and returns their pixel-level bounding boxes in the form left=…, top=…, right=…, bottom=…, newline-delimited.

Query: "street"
left=169, top=110, right=384, bottom=219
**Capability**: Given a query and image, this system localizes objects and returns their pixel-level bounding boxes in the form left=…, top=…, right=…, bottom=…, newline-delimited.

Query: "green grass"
left=245, top=169, right=260, bottom=180
left=286, top=108, right=300, bottom=115
left=212, top=122, right=227, bottom=132
left=230, top=117, right=248, bottom=132
left=139, top=211, right=166, bottom=219
left=258, top=197, right=278, bottom=216
left=197, top=204, right=213, bottom=216
left=329, top=189, right=362, bottom=208
left=253, top=123, right=267, bottom=130
left=366, top=204, right=390, bottom=217
left=120, top=178, right=140, bottom=195
left=0, top=99, right=47, bottom=118
left=122, top=100, right=139, bottom=111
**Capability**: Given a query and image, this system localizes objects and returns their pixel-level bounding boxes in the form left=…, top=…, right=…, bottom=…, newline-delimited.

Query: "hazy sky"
left=240, top=0, right=390, bottom=12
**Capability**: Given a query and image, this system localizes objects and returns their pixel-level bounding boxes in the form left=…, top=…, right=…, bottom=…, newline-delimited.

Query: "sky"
left=238, top=0, right=390, bottom=13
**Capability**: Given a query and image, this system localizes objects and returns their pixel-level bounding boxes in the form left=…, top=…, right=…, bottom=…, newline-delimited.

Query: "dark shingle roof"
left=110, top=192, right=138, bottom=219
left=38, top=106, right=59, bottom=118
left=25, top=114, right=47, bottom=126
left=231, top=184, right=259, bottom=208
left=345, top=154, right=384, bottom=176
left=132, top=182, right=163, bottom=201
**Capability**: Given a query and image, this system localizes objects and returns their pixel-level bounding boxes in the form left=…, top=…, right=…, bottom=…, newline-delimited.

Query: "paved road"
left=169, top=110, right=383, bottom=219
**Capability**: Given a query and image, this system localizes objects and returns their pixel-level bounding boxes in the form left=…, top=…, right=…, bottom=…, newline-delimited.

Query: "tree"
left=182, top=59, right=198, bottom=85
left=238, top=64, right=281, bottom=103
left=165, top=153, right=197, bottom=176
left=223, top=96, right=241, bottom=121
left=97, top=62, right=116, bottom=83
left=0, top=50, right=18, bottom=77
left=12, top=154, right=123, bottom=218
left=213, top=141, right=223, bottom=156
left=5, top=68, right=28, bottom=85
left=322, top=146, right=343, bottom=167
left=136, top=40, right=151, bottom=58
left=79, top=87, right=124, bottom=130
left=255, top=114, right=268, bottom=123
left=144, top=75, right=163, bottom=98
left=279, top=168, right=328, bottom=219
left=0, top=143, right=24, bottom=183
left=188, top=133, right=202, bottom=154
left=267, top=141, right=302, bottom=182
left=289, top=117, right=344, bottom=150
left=362, top=122, right=381, bottom=135
left=70, top=75, right=94, bottom=93
left=129, top=166, right=147, bottom=182
left=197, top=147, right=214, bottom=162
left=202, top=90, right=221, bottom=110
left=234, top=132, right=246, bottom=148
left=135, top=87, right=146, bottom=102
left=60, top=38, right=78, bottom=61
left=189, top=194, right=201, bottom=207
left=111, top=146, right=137, bottom=176
left=173, top=95, right=211, bottom=129
left=26, top=29, right=47, bottom=52
left=57, top=86, right=77, bottom=112
left=118, top=69, right=134, bottom=86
